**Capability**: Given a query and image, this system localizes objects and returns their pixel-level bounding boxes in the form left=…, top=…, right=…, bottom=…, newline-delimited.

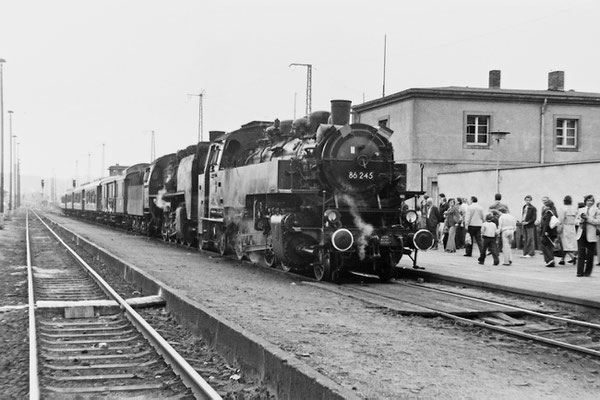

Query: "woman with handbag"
left=444, top=198, right=460, bottom=253
left=540, top=198, right=559, bottom=268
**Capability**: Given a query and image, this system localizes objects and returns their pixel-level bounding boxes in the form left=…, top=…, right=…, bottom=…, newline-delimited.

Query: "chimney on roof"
left=489, top=70, right=501, bottom=89
left=548, top=71, right=565, bottom=91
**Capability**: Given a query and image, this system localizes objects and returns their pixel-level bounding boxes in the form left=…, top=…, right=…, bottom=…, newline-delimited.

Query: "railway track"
left=42, top=209, right=600, bottom=359
left=307, top=280, right=600, bottom=359
left=26, top=209, right=221, bottom=399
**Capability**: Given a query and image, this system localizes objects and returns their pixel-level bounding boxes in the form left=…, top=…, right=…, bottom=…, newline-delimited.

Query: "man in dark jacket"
left=521, top=195, right=537, bottom=258
left=438, top=193, right=449, bottom=249
left=425, top=198, right=442, bottom=250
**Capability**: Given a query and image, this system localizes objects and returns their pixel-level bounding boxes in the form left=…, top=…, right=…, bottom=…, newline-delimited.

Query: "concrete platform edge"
left=49, top=221, right=360, bottom=400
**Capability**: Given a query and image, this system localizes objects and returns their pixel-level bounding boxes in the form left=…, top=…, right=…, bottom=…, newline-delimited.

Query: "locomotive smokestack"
left=330, top=100, right=352, bottom=125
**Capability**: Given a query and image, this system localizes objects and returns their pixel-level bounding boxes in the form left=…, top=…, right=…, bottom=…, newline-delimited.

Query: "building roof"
left=353, top=86, right=600, bottom=113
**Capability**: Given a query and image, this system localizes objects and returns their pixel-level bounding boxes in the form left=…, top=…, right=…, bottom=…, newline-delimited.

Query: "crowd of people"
left=419, top=193, right=600, bottom=277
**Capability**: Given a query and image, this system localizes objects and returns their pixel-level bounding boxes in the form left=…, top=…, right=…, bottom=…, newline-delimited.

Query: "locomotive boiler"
left=198, top=100, right=433, bottom=281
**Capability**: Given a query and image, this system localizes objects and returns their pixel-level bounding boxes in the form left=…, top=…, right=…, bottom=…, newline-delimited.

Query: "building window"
left=466, top=115, right=490, bottom=145
left=378, top=118, right=389, bottom=128
left=556, top=118, right=578, bottom=148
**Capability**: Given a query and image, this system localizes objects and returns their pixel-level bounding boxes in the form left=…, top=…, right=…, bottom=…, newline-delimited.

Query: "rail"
left=31, top=209, right=222, bottom=400
left=26, top=210, right=40, bottom=399
left=398, top=281, right=600, bottom=358
left=308, top=280, right=600, bottom=359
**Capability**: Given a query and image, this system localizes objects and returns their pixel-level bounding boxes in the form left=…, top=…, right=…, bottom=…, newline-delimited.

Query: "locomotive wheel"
left=377, top=267, right=395, bottom=282
left=141, top=220, right=149, bottom=236
left=263, top=248, right=279, bottom=268
left=314, top=251, right=334, bottom=282
left=218, top=233, right=229, bottom=256
left=331, top=269, right=341, bottom=284
left=279, top=262, right=292, bottom=272
left=234, top=234, right=246, bottom=261
left=377, top=253, right=397, bottom=282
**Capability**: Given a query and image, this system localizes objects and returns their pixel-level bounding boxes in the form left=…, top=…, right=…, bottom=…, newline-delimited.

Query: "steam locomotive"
left=61, top=100, right=433, bottom=281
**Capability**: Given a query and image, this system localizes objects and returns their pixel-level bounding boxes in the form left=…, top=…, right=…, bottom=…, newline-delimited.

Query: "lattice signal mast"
left=188, top=90, right=205, bottom=142
left=290, top=63, right=312, bottom=116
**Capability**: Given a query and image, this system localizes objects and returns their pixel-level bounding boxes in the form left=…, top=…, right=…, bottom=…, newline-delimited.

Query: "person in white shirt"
left=464, top=196, right=484, bottom=257
left=498, top=208, right=517, bottom=265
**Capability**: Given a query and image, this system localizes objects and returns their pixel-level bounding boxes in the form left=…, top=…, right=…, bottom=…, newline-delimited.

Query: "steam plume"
left=339, top=194, right=373, bottom=260
left=153, top=188, right=169, bottom=210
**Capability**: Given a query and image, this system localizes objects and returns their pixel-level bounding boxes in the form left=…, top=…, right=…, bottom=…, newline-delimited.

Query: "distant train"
left=61, top=100, right=433, bottom=281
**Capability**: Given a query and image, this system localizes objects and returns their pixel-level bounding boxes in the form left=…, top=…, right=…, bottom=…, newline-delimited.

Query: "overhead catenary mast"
left=142, top=130, right=156, bottom=162
left=87, top=152, right=91, bottom=182
left=382, top=34, right=387, bottom=98
left=101, top=142, right=105, bottom=177
left=16, top=142, right=20, bottom=207
left=290, top=63, right=312, bottom=115
left=0, top=58, right=6, bottom=222
left=51, top=173, right=56, bottom=205
left=293, top=92, right=297, bottom=119
left=188, top=91, right=205, bottom=142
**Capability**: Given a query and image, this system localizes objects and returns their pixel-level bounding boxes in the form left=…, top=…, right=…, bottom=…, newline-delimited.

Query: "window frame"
left=554, top=115, right=580, bottom=151
left=463, top=112, right=493, bottom=148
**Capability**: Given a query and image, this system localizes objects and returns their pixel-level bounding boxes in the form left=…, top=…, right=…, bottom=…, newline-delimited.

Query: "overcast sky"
left=1, top=0, right=599, bottom=189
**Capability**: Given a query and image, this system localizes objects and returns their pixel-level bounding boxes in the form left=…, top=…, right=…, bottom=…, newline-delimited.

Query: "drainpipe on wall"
left=540, top=98, right=548, bottom=164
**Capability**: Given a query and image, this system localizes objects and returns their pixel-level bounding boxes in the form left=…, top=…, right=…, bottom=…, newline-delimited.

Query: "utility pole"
left=12, top=133, right=16, bottom=208
left=51, top=173, right=56, bottom=205
left=101, top=142, right=105, bottom=177
left=151, top=131, right=155, bottom=161
left=382, top=34, right=387, bottom=98
left=289, top=63, right=312, bottom=115
left=188, top=91, right=205, bottom=142
left=293, top=92, right=297, bottom=119
left=87, top=152, right=91, bottom=182
left=0, top=58, right=6, bottom=225
left=8, top=110, right=13, bottom=212
left=143, top=131, right=156, bottom=162
left=16, top=142, right=20, bottom=207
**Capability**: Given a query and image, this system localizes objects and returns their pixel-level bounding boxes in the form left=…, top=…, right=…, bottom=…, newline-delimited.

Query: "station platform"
left=402, top=246, right=600, bottom=309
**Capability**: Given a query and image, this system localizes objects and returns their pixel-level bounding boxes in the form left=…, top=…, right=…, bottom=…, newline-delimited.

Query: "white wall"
left=438, top=161, right=600, bottom=220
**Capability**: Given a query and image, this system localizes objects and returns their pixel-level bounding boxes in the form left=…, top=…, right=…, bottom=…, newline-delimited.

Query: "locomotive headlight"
left=413, top=229, right=435, bottom=251
left=405, top=210, right=418, bottom=223
left=324, top=209, right=341, bottom=224
left=331, top=228, right=354, bottom=252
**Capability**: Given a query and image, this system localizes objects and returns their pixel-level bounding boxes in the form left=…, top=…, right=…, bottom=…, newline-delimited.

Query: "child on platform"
left=478, top=214, right=500, bottom=266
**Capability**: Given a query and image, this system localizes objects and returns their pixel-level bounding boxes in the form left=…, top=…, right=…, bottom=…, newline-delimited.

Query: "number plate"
left=348, top=171, right=374, bottom=180
left=380, top=235, right=392, bottom=246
